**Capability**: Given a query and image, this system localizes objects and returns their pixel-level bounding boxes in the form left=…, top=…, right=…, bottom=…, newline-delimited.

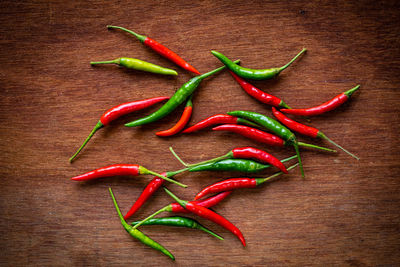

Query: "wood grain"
left=0, top=0, right=399, bottom=266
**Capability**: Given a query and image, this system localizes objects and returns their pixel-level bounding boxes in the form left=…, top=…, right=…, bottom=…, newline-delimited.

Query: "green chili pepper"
left=108, top=188, right=175, bottom=260
left=188, top=156, right=297, bottom=173
left=131, top=216, right=224, bottom=240
left=91, top=57, right=178, bottom=76
left=228, top=110, right=305, bottom=177
left=211, top=48, right=306, bottom=80
left=125, top=60, right=240, bottom=127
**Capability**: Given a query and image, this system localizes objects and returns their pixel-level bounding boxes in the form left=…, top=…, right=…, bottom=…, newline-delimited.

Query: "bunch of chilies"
left=69, top=26, right=360, bottom=260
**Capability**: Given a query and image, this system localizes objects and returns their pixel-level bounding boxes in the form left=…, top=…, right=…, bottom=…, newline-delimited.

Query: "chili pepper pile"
left=69, top=25, right=360, bottom=260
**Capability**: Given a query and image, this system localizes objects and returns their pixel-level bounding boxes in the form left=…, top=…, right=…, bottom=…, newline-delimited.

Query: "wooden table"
left=1, top=1, right=399, bottom=265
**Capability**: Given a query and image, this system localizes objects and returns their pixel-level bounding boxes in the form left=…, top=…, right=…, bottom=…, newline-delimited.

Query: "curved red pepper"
left=272, top=107, right=318, bottom=137
left=212, top=124, right=285, bottom=147
left=170, top=191, right=232, bottom=213
left=184, top=202, right=246, bottom=246
left=195, top=178, right=257, bottom=200
left=71, top=164, right=140, bottom=181
left=281, top=85, right=360, bottom=116
left=183, top=114, right=239, bottom=133
left=232, top=147, right=288, bottom=173
left=100, top=96, right=169, bottom=125
left=229, top=71, right=290, bottom=108
left=124, top=173, right=166, bottom=220
left=144, top=38, right=200, bottom=75
left=69, top=96, right=169, bottom=162
left=156, top=97, right=193, bottom=136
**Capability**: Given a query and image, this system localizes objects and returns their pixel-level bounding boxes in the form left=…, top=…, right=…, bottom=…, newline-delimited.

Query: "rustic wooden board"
left=0, top=0, right=399, bottom=266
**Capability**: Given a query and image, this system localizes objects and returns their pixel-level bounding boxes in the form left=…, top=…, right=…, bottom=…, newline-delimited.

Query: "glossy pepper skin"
left=70, top=164, right=187, bottom=188
left=107, top=25, right=200, bottom=75
left=182, top=114, right=258, bottom=133
left=131, top=216, right=224, bottom=240
left=163, top=188, right=246, bottom=247
left=212, top=124, right=335, bottom=152
left=90, top=57, right=178, bottom=75
left=170, top=191, right=232, bottom=213
left=188, top=159, right=276, bottom=173
left=69, top=96, right=169, bottom=162
left=213, top=124, right=285, bottom=147
left=211, top=48, right=306, bottom=80
left=272, top=107, right=359, bottom=160
left=229, top=71, right=290, bottom=108
left=124, top=168, right=188, bottom=219
left=227, top=110, right=304, bottom=177
left=281, top=85, right=360, bottom=116
left=194, top=164, right=298, bottom=200
left=232, top=147, right=288, bottom=173
left=125, top=60, right=240, bottom=128
left=109, top=188, right=175, bottom=260
left=156, top=96, right=193, bottom=136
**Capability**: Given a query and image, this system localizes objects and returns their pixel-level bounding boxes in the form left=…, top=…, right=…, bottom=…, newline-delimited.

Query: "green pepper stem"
left=170, top=147, right=232, bottom=168
left=293, top=141, right=305, bottom=178
left=107, top=25, right=146, bottom=43
left=198, top=59, right=240, bottom=80
left=69, top=121, right=104, bottom=163
left=278, top=48, right=307, bottom=72
left=90, top=59, right=120, bottom=65
left=140, top=167, right=187, bottom=188
left=166, top=167, right=189, bottom=177
left=297, top=141, right=336, bottom=152
left=132, top=205, right=171, bottom=230
left=319, top=133, right=359, bottom=160
left=109, top=188, right=129, bottom=228
left=163, top=187, right=187, bottom=208
left=344, top=85, right=360, bottom=98
left=256, top=163, right=299, bottom=185
left=196, top=225, right=224, bottom=240
left=169, top=147, right=189, bottom=166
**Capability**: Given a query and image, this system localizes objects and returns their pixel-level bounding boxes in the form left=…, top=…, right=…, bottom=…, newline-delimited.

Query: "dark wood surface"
left=1, top=1, right=399, bottom=266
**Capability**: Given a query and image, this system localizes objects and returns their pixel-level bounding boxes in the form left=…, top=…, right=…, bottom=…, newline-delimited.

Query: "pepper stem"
left=107, top=25, right=147, bottom=43
left=256, top=163, right=299, bottom=185
left=90, top=59, right=120, bottom=65
left=169, top=147, right=189, bottom=166
left=319, top=133, right=359, bottom=160
left=109, top=188, right=129, bottom=228
left=198, top=59, right=240, bottom=80
left=297, top=141, right=336, bottom=152
left=170, top=147, right=232, bottom=168
left=278, top=48, right=307, bottom=72
left=139, top=166, right=187, bottom=188
left=344, top=85, right=360, bottom=98
left=293, top=141, right=305, bottom=178
left=163, top=187, right=187, bottom=208
left=69, top=121, right=104, bottom=163
left=132, top=205, right=171, bottom=230
left=196, top=224, right=224, bottom=240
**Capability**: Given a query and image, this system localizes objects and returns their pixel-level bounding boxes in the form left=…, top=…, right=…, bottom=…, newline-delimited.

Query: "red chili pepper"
left=124, top=168, right=188, bottom=219
left=170, top=191, right=232, bottom=213
left=107, top=25, right=200, bottom=75
left=164, top=188, right=246, bottom=246
left=229, top=71, right=290, bottom=108
left=69, top=96, right=169, bottom=162
left=182, top=114, right=258, bottom=134
left=156, top=97, right=193, bottom=137
left=194, top=164, right=298, bottom=200
left=232, top=147, right=288, bottom=173
left=272, top=107, right=359, bottom=160
left=212, top=124, right=336, bottom=152
left=70, top=164, right=187, bottom=187
left=280, top=85, right=360, bottom=116
left=212, top=124, right=285, bottom=146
